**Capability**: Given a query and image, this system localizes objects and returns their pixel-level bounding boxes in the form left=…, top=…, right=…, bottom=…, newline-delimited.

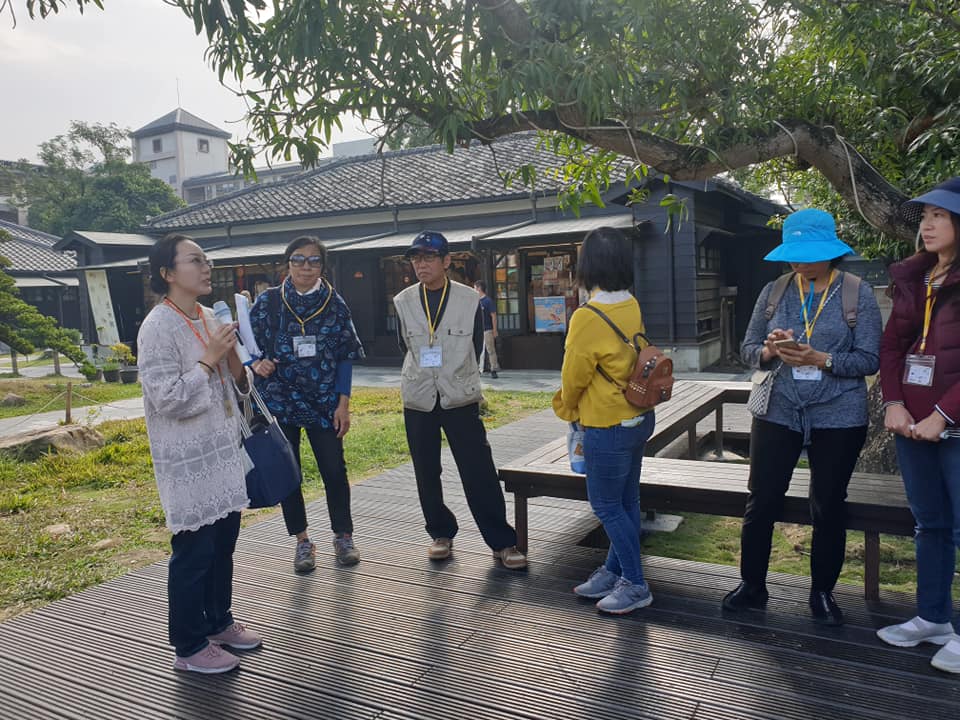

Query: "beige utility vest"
left=394, top=280, right=482, bottom=411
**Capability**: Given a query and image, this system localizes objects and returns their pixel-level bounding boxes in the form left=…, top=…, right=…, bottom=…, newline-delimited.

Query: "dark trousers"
left=279, top=423, right=353, bottom=537
left=403, top=400, right=517, bottom=551
left=168, top=512, right=241, bottom=657
left=740, top=419, right=867, bottom=592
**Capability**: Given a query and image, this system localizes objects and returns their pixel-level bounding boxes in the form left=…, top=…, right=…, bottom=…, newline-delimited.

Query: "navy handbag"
left=240, top=387, right=301, bottom=509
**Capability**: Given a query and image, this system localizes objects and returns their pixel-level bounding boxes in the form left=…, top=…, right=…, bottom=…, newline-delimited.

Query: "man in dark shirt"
left=474, top=280, right=500, bottom=378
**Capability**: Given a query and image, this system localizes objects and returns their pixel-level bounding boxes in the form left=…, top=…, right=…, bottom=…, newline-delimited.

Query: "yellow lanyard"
left=797, top=270, right=835, bottom=342
left=422, top=279, right=449, bottom=345
left=281, top=279, right=332, bottom=334
left=919, top=270, right=944, bottom=353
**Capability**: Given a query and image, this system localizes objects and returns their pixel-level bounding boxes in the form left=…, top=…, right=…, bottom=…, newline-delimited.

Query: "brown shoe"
left=493, top=546, right=527, bottom=570
left=428, top=537, right=452, bottom=560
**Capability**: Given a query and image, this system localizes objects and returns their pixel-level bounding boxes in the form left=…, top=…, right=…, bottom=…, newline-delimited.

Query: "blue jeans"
left=895, top=435, right=960, bottom=625
left=584, top=413, right=656, bottom=585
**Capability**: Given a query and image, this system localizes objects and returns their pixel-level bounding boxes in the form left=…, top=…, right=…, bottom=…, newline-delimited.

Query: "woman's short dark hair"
left=576, top=227, right=634, bottom=292
left=284, top=235, right=328, bottom=268
left=149, top=233, right=192, bottom=295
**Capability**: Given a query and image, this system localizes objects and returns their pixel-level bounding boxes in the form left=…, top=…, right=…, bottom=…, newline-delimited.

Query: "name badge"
left=293, top=335, right=317, bottom=358
left=792, top=365, right=822, bottom=381
left=903, top=354, right=935, bottom=386
left=419, top=345, right=442, bottom=368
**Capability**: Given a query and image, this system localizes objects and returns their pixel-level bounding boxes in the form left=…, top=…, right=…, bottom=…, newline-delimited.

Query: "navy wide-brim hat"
left=764, top=208, right=856, bottom=263
left=404, top=230, right=449, bottom=257
left=899, top=177, right=960, bottom=225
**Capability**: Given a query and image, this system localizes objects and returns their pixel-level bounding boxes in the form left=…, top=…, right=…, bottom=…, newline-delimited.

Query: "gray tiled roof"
left=0, top=220, right=75, bottom=272
left=146, top=133, right=585, bottom=231
left=131, top=108, right=231, bottom=140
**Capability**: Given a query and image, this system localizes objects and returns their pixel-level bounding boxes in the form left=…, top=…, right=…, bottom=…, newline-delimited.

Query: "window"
left=215, top=182, right=238, bottom=195
left=697, top=239, right=721, bottom=274
left=207, top=267, right=235, bottom=305
left=185, top=187, right=206, bottom=204
left=494, top=252, right=521, bottom=331
left=168, top=175, right=177, bottom=185
left=197, top=138, right=210, bottom=153
left=152, top=138, right=162, bottom=153
left=525, top=249, right=578, bottom=333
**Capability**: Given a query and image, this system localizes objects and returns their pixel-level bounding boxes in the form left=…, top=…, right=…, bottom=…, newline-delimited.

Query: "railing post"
left=65, top=381, right=73, bottom=424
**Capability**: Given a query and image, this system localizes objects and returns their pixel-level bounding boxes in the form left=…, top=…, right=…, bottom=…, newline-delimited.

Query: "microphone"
left=212, top=300, right=254, bottom=365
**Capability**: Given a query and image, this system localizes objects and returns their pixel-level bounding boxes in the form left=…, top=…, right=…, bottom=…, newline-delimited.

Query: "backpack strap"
left=764, top=272, right=795, bottom=321
left=840, top=270, right=861, bottom=328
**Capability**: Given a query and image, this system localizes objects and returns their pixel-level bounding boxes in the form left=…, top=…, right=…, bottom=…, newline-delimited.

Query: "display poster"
left=84, top=269, right=120, bottom=345
left=533, top=296, right=567, bottom=333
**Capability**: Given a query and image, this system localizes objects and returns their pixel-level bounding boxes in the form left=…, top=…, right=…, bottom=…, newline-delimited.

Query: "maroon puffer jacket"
left=880, top=252, right=960, bottom=423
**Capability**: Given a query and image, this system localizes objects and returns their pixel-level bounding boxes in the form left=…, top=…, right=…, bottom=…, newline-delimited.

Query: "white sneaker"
left=931, top=638, right=960, bottom=674
left=876, top=616, right=956, bottom=648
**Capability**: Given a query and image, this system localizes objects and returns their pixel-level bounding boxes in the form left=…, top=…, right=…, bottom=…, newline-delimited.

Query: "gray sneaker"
left=294, top=539, right=316, bottom=573
left=877, top=616, right=956, bottom=647
left=573, top=566, right=619, bottom=599
left=595, top=577, right=653, bottom=614
left=333, top=533, right=360, bottom=566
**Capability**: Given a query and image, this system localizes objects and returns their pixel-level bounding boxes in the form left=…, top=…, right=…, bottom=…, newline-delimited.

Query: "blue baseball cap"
left=404, top=230, right=449, bottom=257
left=764, top=208, right=855, bottom=263
left=899, top=177, right=960, bottom=225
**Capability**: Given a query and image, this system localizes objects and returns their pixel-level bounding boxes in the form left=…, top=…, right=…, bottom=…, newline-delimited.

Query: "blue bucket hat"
left=764, top=208, right=855, bottom=263
left=404, top=230, right=449, bottom=257
left=899, top=177, right=960, bottom=225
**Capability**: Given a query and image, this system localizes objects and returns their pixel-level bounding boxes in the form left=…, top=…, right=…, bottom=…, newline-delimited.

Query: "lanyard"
left=422, top=278, right=449, bottom=345
left=919, top=269, right=946, bottom=353
left=163, top=298, right=225, bottom=389
left=281, top=279, right=332, bottom=334
left=796, top=270, right=834, bottom=342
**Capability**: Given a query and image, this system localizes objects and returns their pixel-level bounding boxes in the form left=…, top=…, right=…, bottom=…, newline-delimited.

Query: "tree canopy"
left=17, top=0, right=960, bottom=256
left=7, top=121, right=183, bottom=237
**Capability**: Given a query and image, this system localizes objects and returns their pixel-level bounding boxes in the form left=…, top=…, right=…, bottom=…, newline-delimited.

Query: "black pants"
left=279, top=423, right=353, bottom=537
left=403, top=400, right=517, bottom=551
left=168, top=511, right=240, bottom=657
left=740, top=419, right=867, bottom=592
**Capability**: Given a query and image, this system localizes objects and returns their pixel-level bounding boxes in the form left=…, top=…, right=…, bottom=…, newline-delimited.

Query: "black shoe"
left=809, top=590, right=844, bottom=626
left=722, top=581, right=769, bottom=612
left=490, top=371, right=498, bottom=379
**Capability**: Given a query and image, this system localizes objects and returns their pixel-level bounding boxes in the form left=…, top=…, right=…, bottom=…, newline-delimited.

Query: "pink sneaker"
left=207, top=621, right=263, bottom=650
left=173, top=644, right=240, bottom=674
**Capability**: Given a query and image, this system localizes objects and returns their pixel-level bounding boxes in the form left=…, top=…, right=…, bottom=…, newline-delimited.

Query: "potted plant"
left=109, top=343, right=139, bottom=384
left=102, top=360, right=120, bottom=383
left=80, top=362, right=102, bottom=382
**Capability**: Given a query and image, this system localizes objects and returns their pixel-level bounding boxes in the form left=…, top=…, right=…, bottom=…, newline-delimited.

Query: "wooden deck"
left=0, top=407, right=956, bottom=719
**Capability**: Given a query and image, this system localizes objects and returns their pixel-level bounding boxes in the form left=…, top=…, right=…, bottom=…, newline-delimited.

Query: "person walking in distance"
left=474, top=280, right=500, bottom=378
left=394, top=231, right=526, bottom=569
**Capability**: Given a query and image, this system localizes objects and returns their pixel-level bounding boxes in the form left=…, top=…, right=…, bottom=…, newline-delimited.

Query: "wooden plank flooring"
left=0, top=404, right=955, bottom=720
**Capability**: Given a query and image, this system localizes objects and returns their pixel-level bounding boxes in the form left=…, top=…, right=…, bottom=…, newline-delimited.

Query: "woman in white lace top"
left=138, top=234, right=263, bottom=674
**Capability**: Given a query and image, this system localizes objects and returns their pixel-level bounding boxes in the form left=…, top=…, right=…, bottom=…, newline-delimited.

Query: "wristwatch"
left=823, top=353, right=834, bottom=372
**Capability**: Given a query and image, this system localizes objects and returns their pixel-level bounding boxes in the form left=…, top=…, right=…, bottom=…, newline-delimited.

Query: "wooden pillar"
left=714, top=404, right=724, bottom=457
left=864, top=531, right=881, bottom=605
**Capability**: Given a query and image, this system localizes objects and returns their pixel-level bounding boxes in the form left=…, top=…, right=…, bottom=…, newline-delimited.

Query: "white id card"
left=903, top=354, right=935, bottom=386
left=792, top=365, right=822, bottom=381
left=419, top=345, right=442, bottom=368
left=293, top=335, right=317, bottom=358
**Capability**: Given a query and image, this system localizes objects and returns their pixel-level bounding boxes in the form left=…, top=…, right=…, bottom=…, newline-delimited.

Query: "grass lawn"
left=0, top=378, right=144, bottom=421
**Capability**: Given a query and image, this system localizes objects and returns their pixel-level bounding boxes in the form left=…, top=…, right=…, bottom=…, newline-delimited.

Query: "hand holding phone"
left=773, top=338, right=801, bottom=351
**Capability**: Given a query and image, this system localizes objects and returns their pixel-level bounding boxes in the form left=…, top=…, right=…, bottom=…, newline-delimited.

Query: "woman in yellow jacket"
left=554, top=227, right=656, bottom=614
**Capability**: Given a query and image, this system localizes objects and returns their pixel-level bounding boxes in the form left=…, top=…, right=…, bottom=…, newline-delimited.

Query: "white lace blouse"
left=137, top=303, right=250, bottom=533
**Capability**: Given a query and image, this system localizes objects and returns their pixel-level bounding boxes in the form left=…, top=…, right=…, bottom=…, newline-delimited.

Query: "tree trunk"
left=855, top=382, right=899, bottom=474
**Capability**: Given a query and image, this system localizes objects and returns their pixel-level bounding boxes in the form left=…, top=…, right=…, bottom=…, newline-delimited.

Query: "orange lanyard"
left=422, top=278, right=449, bottom=345
left=796, top=270, right=834, bottom=342
left=919, top=270, right=945, bottom=353
left=163, top=298, right=225, bottom=389
left=281, top=279, right=333, bottom=334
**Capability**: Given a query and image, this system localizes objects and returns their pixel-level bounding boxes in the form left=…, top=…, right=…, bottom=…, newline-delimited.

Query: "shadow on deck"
left=0, top=409, right=956, bottom=720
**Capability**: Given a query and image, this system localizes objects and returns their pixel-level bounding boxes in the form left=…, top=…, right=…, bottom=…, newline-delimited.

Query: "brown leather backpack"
left=582, top=303, right=674, bottom=410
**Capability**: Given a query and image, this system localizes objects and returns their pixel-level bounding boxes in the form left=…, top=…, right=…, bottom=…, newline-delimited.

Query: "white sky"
left=0, top=0, right=372, bottom=163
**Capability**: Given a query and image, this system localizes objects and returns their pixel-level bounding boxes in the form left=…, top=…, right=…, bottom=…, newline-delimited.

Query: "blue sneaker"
left=596, top=577, right=653, bottom=614
left=573, top=566, right=619, bottom=599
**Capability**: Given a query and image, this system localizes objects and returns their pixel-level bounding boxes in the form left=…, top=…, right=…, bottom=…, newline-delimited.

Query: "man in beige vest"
left=394, top=231, right=527, bottom=570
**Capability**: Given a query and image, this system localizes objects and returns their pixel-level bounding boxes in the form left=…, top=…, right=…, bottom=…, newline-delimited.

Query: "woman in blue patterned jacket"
left=250, top=236, right=364, bottom=572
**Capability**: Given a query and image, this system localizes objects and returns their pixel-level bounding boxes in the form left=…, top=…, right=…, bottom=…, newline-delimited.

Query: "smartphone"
left=773, top=338, right=801, bottom=351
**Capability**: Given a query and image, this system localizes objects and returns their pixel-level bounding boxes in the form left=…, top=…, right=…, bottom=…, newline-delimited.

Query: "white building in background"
left=130, top=108, right=232, bottom=199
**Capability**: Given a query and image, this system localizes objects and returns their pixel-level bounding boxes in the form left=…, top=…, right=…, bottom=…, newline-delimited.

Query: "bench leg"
left=687, top=426, right=697, bottom=459
left=714, top=405, right=724, bottom=457
left=864, top=531, right=881, bottom=605
left=515, top=495, right=529, bottom=554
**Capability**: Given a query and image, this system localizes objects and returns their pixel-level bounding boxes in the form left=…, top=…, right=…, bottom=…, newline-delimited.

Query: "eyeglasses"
left=177, top=256, right=214, bottom=269
left=408, top=253, right=441, bottom=264
left=289, top=254, right=324, bottom=268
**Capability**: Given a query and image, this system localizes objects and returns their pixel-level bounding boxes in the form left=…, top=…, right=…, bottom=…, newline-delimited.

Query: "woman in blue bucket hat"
left=723, top=208, right=882, bottom=626
left=877, top=177, right=960, bottom=674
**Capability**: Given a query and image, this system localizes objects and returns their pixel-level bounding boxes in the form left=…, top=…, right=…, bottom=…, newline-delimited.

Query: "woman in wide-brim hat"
left=722, top=208, right=882, bottom=627
left=876, top=178, right=960, bottom=674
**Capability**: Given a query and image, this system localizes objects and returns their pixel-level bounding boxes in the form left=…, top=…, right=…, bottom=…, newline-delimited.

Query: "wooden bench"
left=499, top=438, right=915, bottom=604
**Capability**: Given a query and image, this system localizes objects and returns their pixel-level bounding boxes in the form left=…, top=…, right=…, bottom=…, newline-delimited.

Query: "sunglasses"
left=289, top=254, right=324, bottom=268
left=408, top=253, right=442, bottom=264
